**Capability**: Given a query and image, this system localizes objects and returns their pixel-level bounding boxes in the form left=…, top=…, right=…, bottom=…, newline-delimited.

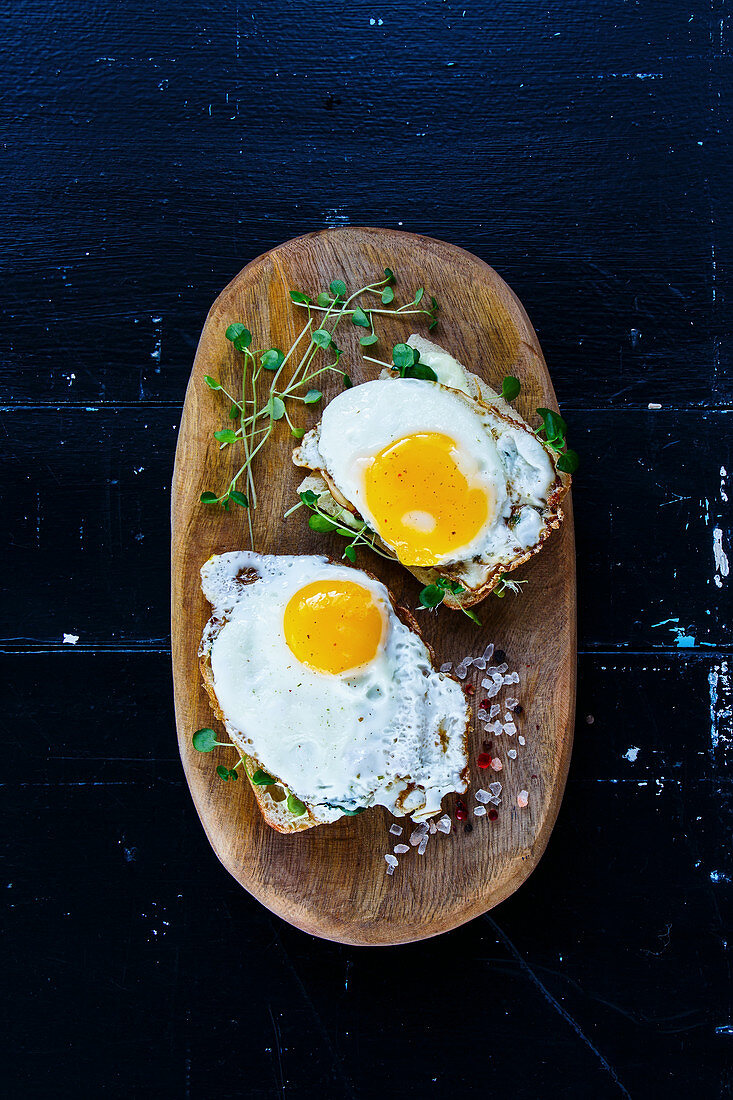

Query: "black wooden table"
left=2, top=2, right=731, bottom=1096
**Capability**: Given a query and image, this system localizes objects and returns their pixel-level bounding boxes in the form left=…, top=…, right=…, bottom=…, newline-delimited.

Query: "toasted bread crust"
left=199, top=559, right=470, bottom=833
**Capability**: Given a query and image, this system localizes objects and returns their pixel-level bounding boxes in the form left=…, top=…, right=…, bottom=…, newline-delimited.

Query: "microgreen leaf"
left=216, top=764, right=230, bottom=781
left=501, top=376, right=521, bottom=402
left=291, top=427, right=305, bottom=439
left=192, top=728, right=219, bottom=752
left=428, top=318, right=439, bottom=331
left=557, top=449, right=579, bottom=473
left=266, top=396, right=286, bottom=420
left=329, top=279, right=347, bottom=299
left=342, top=373, right=353, bottom=388
left=360, top=332, right=379, bottom=346
left=260, top=348, right=284, bottom=371
left=312, top=329, right=332, bottom=349
left=334, top=805, right=366, bottom=815
left=214, top=429, right=238, bottom=444
left=289, top=290, right=311, bottom=305
left=343, top=545, right=356, bottom=562
left=461, top=607, right=482, bottom=625
left=536, top=407, right=566, bottom=442
left=229, top=404, right=240, bottom=419
left=309, top=514, right=338, bottom=533
left=200, top=491, right=219, bottom=504
left=414, top=287, right=424, bottom=305
left=304, top=389, right=322, bottom=405
left=381, top=286, right=395, bottom=304
left=204, top=375, right=221, bottom=390
left=251, top=769, right=276, bottom=785
left=229, top=490, right=249, bottom=508
left=225, top=323, right=252, bottom=350
left=418, top=584, right=445, bottom=609
left=352, top=306, right=370, bottom=328
left=392, top=343, right=414, bottom=369
left=317, top=291, right=332, bottom=308
left=287, top=793, right=307, bottom=816
left=403, top=362, right=438, bottom=382
left=300, top=489, right=320, bottom=506
left=384, top=267, right=395, bottom=283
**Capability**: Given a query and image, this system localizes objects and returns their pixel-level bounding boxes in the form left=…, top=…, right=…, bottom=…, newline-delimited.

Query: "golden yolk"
left=283, top=579, right=386, bottom=674
left=363, top=432, right=492, bottom=566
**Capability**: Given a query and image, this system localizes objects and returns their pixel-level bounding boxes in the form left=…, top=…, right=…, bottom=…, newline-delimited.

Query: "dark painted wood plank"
left=1, top=1, right=729, bottom=407
left=2, top=652, right=729, bottom=1098
left=0, top=407, right=730, bottom=649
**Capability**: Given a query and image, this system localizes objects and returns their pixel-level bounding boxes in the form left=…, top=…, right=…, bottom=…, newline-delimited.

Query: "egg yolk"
left=283, top=579, right=386, bottom=674
left=363, top=432, right=492, bottom=566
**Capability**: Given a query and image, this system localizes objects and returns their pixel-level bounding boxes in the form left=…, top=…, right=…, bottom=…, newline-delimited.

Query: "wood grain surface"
left=171, top=227, right=576, bottom=944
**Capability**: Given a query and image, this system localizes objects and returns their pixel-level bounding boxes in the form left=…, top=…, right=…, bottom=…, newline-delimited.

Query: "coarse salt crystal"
left=505, top=697, right=519, bottom=710
left=486, top=681, right=501, bottom=698
left=455, top=664, right=468, bottom=680
left=491, top=758, right=503, bottom=772
left=517, top=790, right=529, bottom=808
left=475, top=789, right=491, bottom=804
left=474, top=805, right=487, bottom=816
left=386, top=864, right=396, bottom=875
left=492, top=672, right=504, bottom=685
left=429, top=821, right=437, bottom=834
left=417, top=835, right=429, bottom=855
left=482, top=644, right=495, bottom=661
left=489, top=782, right=502, bottom=796
left=496, top=662, right=508, bottom=674
left=436, top=815, right=451, bottom=833
left=473, top=657, right=487, bottom=670
left=490, top=703, right=501, bottom=718
left=504, top=712, right=513, bottom=723
left=518, top=735, right=526, bottom=746
left=503, top=723, right=516, bottom=736
left=385, top=854, right=398, bottom=867
left=504, top=671, right=520, bottom=684
left=394, top=843, right=409, bottom=854
left=440, top=662, right=452, bottom=673
left=389, top=824, right=403, bottom=836
left=507, top=749, right=517, bottom=759
left=410, top=824, right=429, bottom=845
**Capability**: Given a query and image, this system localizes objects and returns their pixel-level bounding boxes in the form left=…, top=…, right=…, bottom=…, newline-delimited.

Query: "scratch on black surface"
left=267, top=922, right=358, bottom=1100
left=268, top=1003, right=286, bottom=1100
left=485, top=916, right=632, bottom=1099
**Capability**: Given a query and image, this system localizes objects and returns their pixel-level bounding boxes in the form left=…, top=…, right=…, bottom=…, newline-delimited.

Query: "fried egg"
left=295, top=371, right=559, bottom=570
left=200, top=552, right=469, bottom=822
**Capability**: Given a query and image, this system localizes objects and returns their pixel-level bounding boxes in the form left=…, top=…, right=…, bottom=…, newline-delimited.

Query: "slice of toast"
left=198, top=552, right=469, bottom=834
left=292, top=335, right=571, bottom=610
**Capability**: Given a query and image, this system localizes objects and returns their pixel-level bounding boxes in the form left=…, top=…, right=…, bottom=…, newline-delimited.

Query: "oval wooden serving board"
left=172, top=227, right=576, bottom=946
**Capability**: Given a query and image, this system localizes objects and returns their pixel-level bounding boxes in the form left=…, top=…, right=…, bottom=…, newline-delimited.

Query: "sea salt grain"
left=482, top=644, right=495, bottom=661
left=489, top=782, right=502, bottom=796
left=410, top=824, right=429, bottom=845
left=473, top=657, right=487, bottom=670
left=440, top=662, right=452, bottom=673
left=386, top=864, right=396, bottom=875
left=429, top=821, right=437, bottom=834
left=489, top=703, right=501, bottom=718
left=385, top=854, right=398, bottom=867
left=417, top=835, right=429, bottom=855
left=455, top=663, right=468, bottom=680
left=496, top=662, right=508, bottom=674
left=436, top=815, right=452, bottom=834
left=394, top=843, right=409, bottom=854
left=503, top=722, right=517, bottom=736
left=491, top=758, right=503, bottom=772
left=517, top=790, right=529, bottom=808
left=504, top=671, right=520, bottom=684
left=518, top=735, right=526, bottom=746
left=389, top=824, right=403, bottom=836
left=474, top=805, right=487, bottom=816
left=505, top=697, right=519, bottom=710
left=475, top=789, right=491, bottom=804
left=507, top=749, right=517, bottom=760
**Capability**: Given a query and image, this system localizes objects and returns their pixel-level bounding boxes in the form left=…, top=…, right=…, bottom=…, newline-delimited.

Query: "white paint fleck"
left=713, top=527, right=729, bottom=587
left=622, top=746, right=639, bottom=762
left=63, top=633, right=79, bottom=645
left=708, top=661, right=731, bottom=761
left=151, top=315, right=162, bottom=370
left=710, top=870, right=731, bottom=884
left=721, top=466, right=728, bottom=503
left=648, top=402, right=662, bottom=410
